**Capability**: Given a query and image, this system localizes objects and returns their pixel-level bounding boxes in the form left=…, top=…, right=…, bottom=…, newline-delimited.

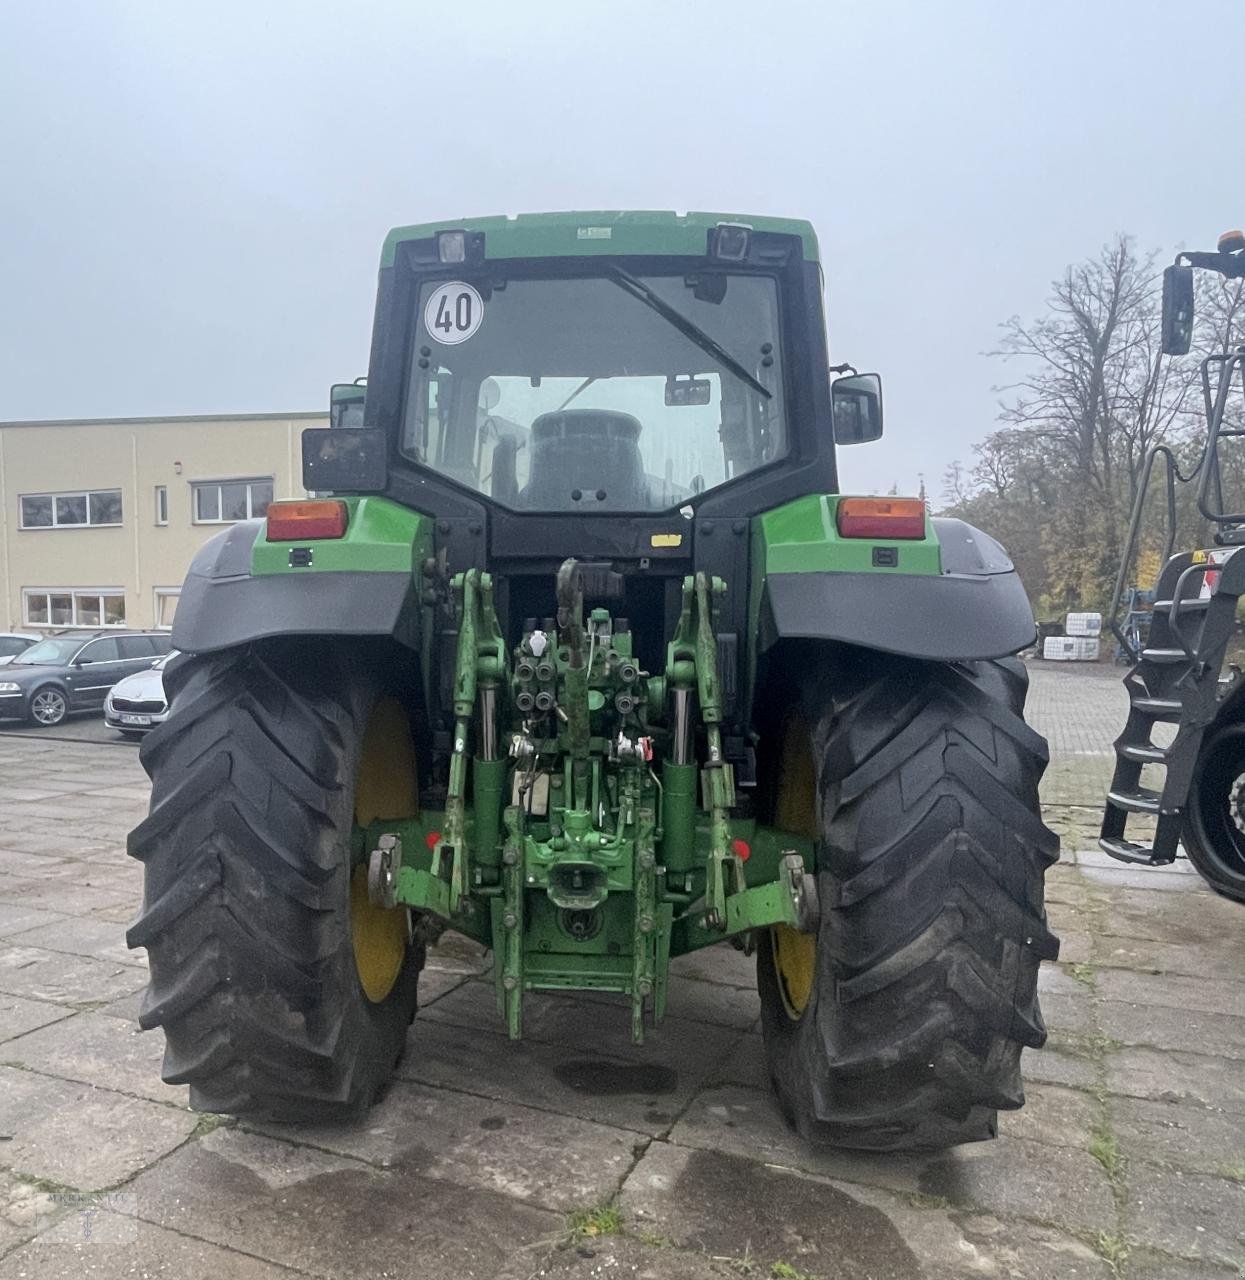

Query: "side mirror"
left=330, top=382, right=367, bottom=430
left=302, top=427, right=388, bottom=493
left=832, top=372, right=884, bottom=445
left=1161, top=264, right=1195, bottom=356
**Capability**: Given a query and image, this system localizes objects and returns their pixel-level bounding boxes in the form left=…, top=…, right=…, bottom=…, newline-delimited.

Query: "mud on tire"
left=757, top=653, right=1060, bottom=1151
left=127, top=640, right=423, bottom=1121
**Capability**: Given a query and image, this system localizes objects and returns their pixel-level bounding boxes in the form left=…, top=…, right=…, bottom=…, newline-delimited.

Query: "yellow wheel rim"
left=771, top=712, right=818, bottom=1020
left=350, top=696, right=418, bottom=1003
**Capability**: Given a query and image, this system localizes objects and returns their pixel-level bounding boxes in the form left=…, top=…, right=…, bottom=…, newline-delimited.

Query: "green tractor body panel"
left=252, top=495, right=429, bottom=575
left=381, top=210, right=821, bottom=267
left=756, top=493, right=942, bottom=575
left=165, top=209, right=1039, bottom=1045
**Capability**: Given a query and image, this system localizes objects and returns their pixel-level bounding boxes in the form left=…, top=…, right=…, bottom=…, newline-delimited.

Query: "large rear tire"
left=757, top=653, right=1060, bottom=1151
left=127, top=641, right=424, bottom=1120
left=1182, top=711, right=1245, bottom=904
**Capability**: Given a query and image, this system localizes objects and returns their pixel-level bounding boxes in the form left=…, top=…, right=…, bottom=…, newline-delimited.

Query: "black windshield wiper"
left=604, top=267, right=772, bottom=400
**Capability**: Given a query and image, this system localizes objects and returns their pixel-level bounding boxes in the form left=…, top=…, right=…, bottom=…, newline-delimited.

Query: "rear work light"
left=266, top=500, right=349, bottom=541
left=836, top=497, right=926, bottom=540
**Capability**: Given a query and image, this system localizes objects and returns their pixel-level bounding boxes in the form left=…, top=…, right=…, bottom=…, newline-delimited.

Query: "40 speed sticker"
left=424, top=282, right=484, bottom=345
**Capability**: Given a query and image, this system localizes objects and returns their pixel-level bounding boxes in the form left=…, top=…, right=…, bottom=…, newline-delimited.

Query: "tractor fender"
left=760, top=518, right=1036, bottom=662
left=172, top=520, right=418, bottom=654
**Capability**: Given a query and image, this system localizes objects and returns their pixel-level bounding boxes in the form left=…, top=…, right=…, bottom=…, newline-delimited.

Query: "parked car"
left=0, top=633, right=39, bottom=666
left=0, top=631, right=173, bottom=726
left=104, top=650, right=177, bottom=737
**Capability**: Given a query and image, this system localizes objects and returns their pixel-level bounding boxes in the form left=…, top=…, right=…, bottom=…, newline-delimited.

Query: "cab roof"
left=380, top=211, right=819, bottom=268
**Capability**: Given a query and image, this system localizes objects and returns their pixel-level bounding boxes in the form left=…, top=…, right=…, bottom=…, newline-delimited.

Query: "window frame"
left=155, top=485, right=168, bottom=526
left=19, top=488, right=124, bottom=531
left=153, top=588, right=181, bottom=631
left=190, top=477, right=274, bottom=525
left=22, top=587, right=128, bottom=629
left=77, top=637, right=123, bottom=665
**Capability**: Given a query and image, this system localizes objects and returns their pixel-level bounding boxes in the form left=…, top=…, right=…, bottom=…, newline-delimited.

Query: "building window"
left=24, top=588, right=126, bottom=628
left=20, top=489, right=123, bottom=529
left=192, top=478, right=273, bottom=524
left=154, top=588, right=180, bottom=630
left=155, top=485, right=168, bottom=525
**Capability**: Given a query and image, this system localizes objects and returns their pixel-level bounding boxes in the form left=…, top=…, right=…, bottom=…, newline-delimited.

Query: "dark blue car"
left=0, top=631, right=173, bottom=726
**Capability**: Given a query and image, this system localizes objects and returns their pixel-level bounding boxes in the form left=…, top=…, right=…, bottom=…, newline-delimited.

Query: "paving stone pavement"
left=0, top=673, right=1243, bottom=1278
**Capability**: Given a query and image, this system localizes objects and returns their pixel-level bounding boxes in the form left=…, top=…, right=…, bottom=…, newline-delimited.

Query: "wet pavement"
left=0, top=662, right=1242, bottom=1278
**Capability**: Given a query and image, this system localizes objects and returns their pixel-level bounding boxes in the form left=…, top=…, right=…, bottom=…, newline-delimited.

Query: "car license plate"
left=120, top=714, right=151, bottom=726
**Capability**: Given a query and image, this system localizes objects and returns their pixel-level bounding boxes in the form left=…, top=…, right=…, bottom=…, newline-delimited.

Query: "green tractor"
left=1101, top=229, right=1245, bottom=902
left=127, top=212, right=1058, bottom=1150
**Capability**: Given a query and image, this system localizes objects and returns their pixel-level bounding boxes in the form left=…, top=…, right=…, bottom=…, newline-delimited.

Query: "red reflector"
left=266, top=500, right=349, bottom=541
left=731, top=838, right=751, bottom=862
left=836, top=497, right=926, bottom=540
left=425, top=830, right=442, bottom=850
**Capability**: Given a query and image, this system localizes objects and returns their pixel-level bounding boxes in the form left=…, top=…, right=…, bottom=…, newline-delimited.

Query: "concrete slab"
left=1, top=1211, right=297, bottom=1280
left=1108, top=1094, right=1245, bottom=1177
left=7, top=916, right=145, bottom=970
left=125, top=1126, right=563, bottom=1280
left=705, top=1029, right=767, bottom=1090
left=1104, top=1046, right=1245, bottom=1115
left=248, top=1077, right=641, bottom=1211
left=565, top=972, right=760, bottom=1031
left=1124, top=1161, right=1245, bottom=1268
left=1093, top=887, right=1242, bottom=945
left=1094, top=969, right=1245, bottom=1019
left=668, top=942, right=757, bottom=989
left=0, top=994, right=72, bottom=1045
left=620, top=1142, right=1113, bottom=1279
left=1, top=1011, right=187, bottom=1107
left=0, top=1066, right=196, bottom=1191
left=1021, top=1044, right=1101, bottom=1092
left=1039, top=991, right=1099, bottom=1036
left=668, top=1083, right=1116, bottom=1236
left=1095, top=935, right=1243, bottom=982
left=1097, top=1000, right=1245, bottom=1061
left=1122, top=1252, right=1244, bottom=1278
left=424, top=931, right=491, bottom=975
left=502, top=1236, right=741, bottom=1279
left=996, top=1083, right=1100, bottom=1149
left=95, top=989, right=144, bottom=1022
left=398, top=1012, right=738, bottom=1135
left=0, top=881, right=135, bottom=917
left=0, top=1174, right=58, bottom=1255
left=415, top=968, right=471, bottom=1006
left=422, top=976, right=751, bottom=1055
left=0, top=946, right=146, bottom=1006
left=0, top=905, right=71, bottom=941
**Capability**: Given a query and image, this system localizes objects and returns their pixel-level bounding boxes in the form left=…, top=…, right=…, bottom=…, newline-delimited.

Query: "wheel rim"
left=32, top=691, right=65, bottom=725
left=1187, top=724, right=1245, bottom=884
left=350, top=696, right=418, bottom=1003
left=771, top=711, right=818, bottom=1020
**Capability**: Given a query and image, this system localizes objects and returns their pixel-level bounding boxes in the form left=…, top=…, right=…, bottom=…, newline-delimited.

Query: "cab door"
left=67, top=638, right=127, bottom=708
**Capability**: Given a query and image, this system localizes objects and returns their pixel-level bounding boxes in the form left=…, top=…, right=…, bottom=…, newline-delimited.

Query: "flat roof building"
left=0, top=412, right=324, bottom=633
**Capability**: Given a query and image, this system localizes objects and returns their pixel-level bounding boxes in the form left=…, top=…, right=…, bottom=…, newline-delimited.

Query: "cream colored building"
left=0, top=412, right=325, bottom=634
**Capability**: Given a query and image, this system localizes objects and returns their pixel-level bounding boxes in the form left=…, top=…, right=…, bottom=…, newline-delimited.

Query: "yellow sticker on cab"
left=651, top=533, right=683, bottom=548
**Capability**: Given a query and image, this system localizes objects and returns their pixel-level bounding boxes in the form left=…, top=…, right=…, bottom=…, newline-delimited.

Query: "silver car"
left=0, top=632, right=39, bottom=666
left=104, top=651, right=177, bottom=736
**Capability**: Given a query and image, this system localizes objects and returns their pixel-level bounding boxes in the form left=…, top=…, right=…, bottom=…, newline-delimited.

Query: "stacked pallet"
left=1043, top=612, right=1102, bottom=661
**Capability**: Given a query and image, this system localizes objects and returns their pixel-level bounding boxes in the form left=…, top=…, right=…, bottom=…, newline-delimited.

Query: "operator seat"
left=521, top=409, right=650, bottom=510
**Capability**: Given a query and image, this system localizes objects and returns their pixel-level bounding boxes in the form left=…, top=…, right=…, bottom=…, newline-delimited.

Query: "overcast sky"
left=1, top=0, right=1239, bottom=498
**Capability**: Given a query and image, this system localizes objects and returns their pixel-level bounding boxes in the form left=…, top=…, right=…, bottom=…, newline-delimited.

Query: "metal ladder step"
left=1152, top=597, right=1211, bottom=612
left=1106, top=787, right=1162, bottom=814
left=1140, top=647, right=1190, bottom=664
left=1131, top=696, right=1184, bottom=720
left=1098, top=836, right=1177, bottom=867
left=1118, top=742, right=1168, bottom=763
